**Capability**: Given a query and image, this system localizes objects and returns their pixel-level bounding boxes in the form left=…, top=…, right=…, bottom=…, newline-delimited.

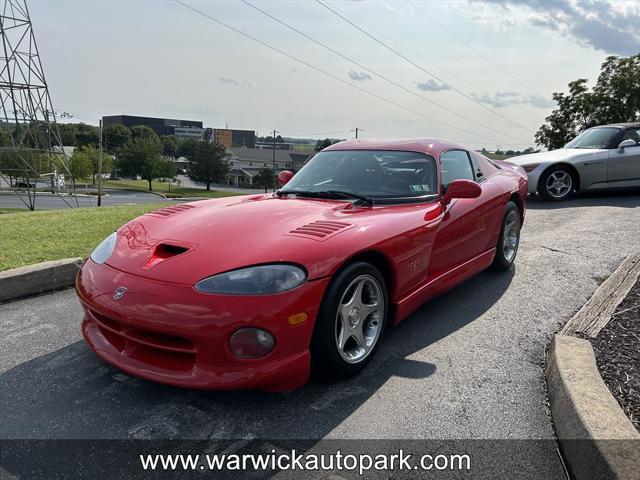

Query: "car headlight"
left=90, top=232, right=117, bottom=264
left=523, top=163, right=540, bottom=173
left=195, top=264, right=306, bottom=295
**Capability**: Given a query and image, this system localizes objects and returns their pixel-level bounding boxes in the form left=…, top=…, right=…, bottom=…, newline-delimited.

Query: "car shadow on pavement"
left=526, top=189, right=640, bottom=210
left=0, top=268, right=514, bottom=441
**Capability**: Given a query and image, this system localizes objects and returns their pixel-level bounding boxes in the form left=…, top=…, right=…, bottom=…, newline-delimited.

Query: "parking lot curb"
left=0, top=258, right=83, bottom=302
left=546, top=335, right=640, bottom=480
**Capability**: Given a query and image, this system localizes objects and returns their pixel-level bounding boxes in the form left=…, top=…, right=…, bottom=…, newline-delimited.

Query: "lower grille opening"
left=128, top=344, right=196, bottom=372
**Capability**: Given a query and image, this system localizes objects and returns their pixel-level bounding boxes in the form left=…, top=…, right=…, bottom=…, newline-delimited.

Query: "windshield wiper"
left=277, top=189, right=374, bottom=206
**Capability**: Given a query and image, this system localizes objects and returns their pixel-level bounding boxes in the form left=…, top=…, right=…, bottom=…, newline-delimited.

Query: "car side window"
left=440, top=150, right=475, bottom=188
left=620, top=128, right=640, bottom=145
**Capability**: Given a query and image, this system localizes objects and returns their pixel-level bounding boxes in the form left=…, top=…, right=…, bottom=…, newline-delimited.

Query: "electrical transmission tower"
left=0, top=0, right=77, bottom=210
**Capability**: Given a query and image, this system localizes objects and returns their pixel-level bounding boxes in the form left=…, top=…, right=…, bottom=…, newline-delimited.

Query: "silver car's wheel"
left=545, top=170, right=572, bottom=198
left=539, top=167, right=576, bottom=201
left=335, top=275, right=384, bottom=364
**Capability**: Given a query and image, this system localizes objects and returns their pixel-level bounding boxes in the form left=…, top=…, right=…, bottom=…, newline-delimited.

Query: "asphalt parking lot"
left=1, top=192, right=639, bottom=477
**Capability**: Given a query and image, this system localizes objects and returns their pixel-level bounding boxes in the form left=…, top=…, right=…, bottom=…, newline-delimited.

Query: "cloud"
left=415, top=79, right=450, bottom=92
left=219, top=76, right=253, bottom=87
left=348, top=70, right=373, bottom=81
left=465, top=0, right=640, bottom=56
left=472, top=90, right=555, bottom=108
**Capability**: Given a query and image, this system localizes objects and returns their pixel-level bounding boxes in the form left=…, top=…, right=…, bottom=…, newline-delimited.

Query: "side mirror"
left=277, top=170, right=293, bottom=186
left=441, top=179, right=481, bottom=205
left=618, top=139, right=637, bottom=153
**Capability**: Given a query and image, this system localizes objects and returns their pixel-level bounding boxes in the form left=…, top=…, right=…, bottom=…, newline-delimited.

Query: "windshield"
left=281, top=150, right=437, bottom=201
left=564, top=127, right=619, bottom=149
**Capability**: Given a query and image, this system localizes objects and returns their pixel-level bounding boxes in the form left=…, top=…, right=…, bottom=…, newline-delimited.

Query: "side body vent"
left=286, top=220, right=352, bottom=241
left=146, top=204, right=195, bottom=218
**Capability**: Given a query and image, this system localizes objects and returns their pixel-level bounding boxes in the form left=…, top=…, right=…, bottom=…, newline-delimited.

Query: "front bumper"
left=525, top=166, right=544, bottom=194
left=76, top=260, right=330, bottom=391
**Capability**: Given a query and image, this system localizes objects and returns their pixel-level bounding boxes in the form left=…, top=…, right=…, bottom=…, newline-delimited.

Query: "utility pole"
left=98, top=119, right=103, bottom=206
left=272, top=129, right=276, bottom=170
left=355, top=127, right=359, bottom=139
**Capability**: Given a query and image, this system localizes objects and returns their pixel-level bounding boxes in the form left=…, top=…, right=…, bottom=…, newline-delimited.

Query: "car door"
left=607, top=128, right=640, bottom=187
left=428, top=149, right=503, bottom=280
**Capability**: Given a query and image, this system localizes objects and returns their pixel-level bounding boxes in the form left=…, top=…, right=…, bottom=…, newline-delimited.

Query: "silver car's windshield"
left=280, top=150, right=437, bottom=200
left=564, top=127, right=619, bottom=149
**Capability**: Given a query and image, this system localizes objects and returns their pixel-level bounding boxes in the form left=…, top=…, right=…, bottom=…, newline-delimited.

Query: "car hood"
left=507, top=148, right=605, bottom=166
left=104, top=195, right=439, bottom=285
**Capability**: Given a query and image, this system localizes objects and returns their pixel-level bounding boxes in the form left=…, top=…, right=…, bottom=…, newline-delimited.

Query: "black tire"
left=538, top=166, right=577, bottom=201
left=311, top=262, right=388, bottom=379
left=492, top=201, right=521, bottom=270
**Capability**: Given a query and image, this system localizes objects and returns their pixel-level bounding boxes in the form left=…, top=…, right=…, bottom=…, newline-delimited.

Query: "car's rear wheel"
left=492, top=201, right=521, bottom=270
left=311, top=262, right=388, bottom=378
left=538, top=166, right=576, bottom=201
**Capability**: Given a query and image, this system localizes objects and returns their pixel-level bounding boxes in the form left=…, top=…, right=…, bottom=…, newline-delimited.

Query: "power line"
left=316, top=0, right=533, bottom=134
left=241, top=0, right=529, bottom=145
left=325, top=1, right=493, bottom=98
left=406, top=0, right=547, bottom=99
left=172, top=0, right=522, bottom=146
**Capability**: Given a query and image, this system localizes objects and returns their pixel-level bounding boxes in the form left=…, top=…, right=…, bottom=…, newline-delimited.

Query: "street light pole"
left=98, top=119, right=103, bottom=206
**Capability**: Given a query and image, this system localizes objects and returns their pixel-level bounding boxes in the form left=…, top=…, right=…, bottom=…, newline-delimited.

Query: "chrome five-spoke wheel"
left=545, top=170, right=572, bottom=198
left=312, top=261, right=388, bottom=377
left=502, top=209, right=519, bottom=263
left=335, top=275, right=384, bottom=364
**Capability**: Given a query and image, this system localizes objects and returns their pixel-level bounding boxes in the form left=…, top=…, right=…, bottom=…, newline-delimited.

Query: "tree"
left=154, top=156, right=177, bottom=180
left=71, top=145, right=112, bottom=184
left=536, top=54, right=640, bottom=149
left=254, top=167, right=275, bottom=193
left=161, top=135, right=178, bottom=158
left=186, top=142, right=229, bottom=190
left=116, top=137, right=163, bottom=191
left=75, top=123, right=100, bottom=148
left=69, top=149, right=93, bottom=179
left=177, top=138, right=199, bottom=160
left=103, top=123, right=131, bottom=154
left=130, top=125, right=161, bottom=146
left=315, top=138, right=340, bottom=152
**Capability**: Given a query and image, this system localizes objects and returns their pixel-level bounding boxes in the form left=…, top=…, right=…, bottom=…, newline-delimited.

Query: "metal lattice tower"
left=0, top=0, right=76, bottom=209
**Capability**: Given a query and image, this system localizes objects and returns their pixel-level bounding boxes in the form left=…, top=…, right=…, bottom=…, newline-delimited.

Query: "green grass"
left=0, top=202, right=172, bottom=271
left=0, top=208, right=25, bottom=214
left=99, top=179, right=241, bottom=198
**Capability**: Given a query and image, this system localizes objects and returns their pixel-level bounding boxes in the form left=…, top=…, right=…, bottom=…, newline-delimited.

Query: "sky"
left=31, top=0, right=640, bottom=150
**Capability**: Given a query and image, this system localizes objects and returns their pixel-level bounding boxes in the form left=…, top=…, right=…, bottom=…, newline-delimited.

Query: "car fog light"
left=229, top=328, right=275, bottom=358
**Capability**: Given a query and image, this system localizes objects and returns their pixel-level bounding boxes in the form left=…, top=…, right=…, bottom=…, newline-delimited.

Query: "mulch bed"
left=591, top=279, right=640, bottom=432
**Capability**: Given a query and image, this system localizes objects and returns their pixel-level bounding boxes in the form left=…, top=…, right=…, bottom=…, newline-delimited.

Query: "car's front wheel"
left=312, top=262, right=388, bottom=378
left=492, top=201, right=521, bottom=270
left=538, top=166, right=576, bottom=201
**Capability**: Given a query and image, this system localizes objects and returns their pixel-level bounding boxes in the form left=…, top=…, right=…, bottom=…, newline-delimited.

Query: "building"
left=225, top=147, right=311, bottom=187
left=102, top=115, right=203, bottom=139
left=214, top=128, right=256, bottom=148
left=214, top=129, right=233, bottom=148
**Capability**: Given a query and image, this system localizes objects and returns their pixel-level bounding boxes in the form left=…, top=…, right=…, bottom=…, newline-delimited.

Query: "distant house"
left=225, top=148, right=312, bottom=186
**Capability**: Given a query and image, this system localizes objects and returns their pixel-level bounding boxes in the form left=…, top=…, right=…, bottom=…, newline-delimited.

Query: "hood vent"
left=146, top=204, right=195, bottom=218
left=287, top=220, right=352, bottom=241
left=143, top=243, right=191, bottom=270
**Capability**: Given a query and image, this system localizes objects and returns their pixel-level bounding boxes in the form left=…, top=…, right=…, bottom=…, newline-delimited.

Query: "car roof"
left=591, top=123, right=640, bottom=129
left=322, top=138, right=470, bottom=157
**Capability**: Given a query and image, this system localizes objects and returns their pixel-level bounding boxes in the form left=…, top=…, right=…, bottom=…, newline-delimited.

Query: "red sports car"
left=76, top=138, right=527, bottom=391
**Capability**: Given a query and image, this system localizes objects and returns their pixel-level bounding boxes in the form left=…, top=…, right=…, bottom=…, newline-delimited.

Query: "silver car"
left=508, top=123, right=640, bottom=201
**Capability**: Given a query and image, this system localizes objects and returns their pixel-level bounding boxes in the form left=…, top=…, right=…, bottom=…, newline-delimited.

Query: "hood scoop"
left=286, top=220, right=352, bottom=241
left=142, top=243, right=191, bottom=270
left=146, top=203, right=195, bottom=218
